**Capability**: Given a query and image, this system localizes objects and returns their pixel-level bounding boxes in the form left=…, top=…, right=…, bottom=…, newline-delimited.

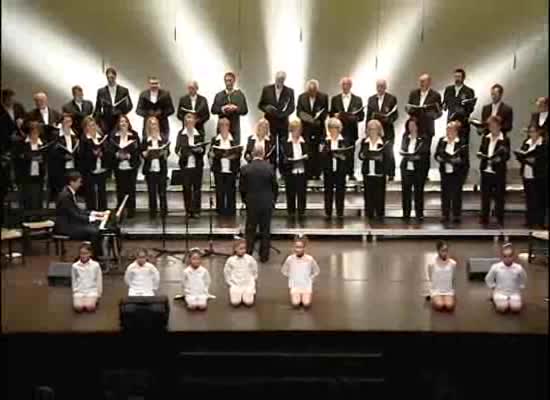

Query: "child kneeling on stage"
left=72, top=242, right=103, bottom=312
left=124, top=248, right=160, bottom=296
left=426, top=240, right=456, bottom=312
left=224, top=238, right=259, bottom=306
left=281, top=235, right=320, bottom=308
left=485, top=243, right=527, bottom=313
left=182, top=248, right=212, bottom=310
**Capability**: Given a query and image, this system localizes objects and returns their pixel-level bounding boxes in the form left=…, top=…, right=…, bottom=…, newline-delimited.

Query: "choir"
left=1, top=68, right=548, bottom=229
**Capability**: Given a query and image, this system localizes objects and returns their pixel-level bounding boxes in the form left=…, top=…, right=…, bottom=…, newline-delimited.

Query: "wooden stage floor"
left=2, top=239, right=547, bottom=335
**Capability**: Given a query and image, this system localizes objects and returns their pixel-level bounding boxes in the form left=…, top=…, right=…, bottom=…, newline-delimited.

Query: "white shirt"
left=68, top=186, right=97, bottom=222
left=61, top=131, right=75, bottom=169
left=485, top=261, right=527, bottom=296
left=117, top=132, right=133, bottom=170
left=522, top=137, right=542, bottom=179
left=330, top=135, right=342, bottom=172
left=289, top=137, right=305, bottom=174
left=454, top=85, right=463, bottom=97
left=275, top=85, right=283, bottom=102
left=342, top=93, right=351, bottom=112
left=6, top=106, right=15, bottom=121
left=309, top=96, right=316, bottom=111
left=40, top=107, right=49, bottom=124
left=444, top=137, right=459, bottom=174
left=366, top=137, right=383, bottom=176
left=75, top=99, right=83, bottom=112
left=539, top=111, right=548, bottom=127
left=149, top=138, right=161, bottom=172
left=72, top=259, right=103, bottom=297
left=182, top=265, right=211, bottom=296
left=426, top=257, right=456, bottom=296
left=484, top=133, right=503, bottom=173
left=223, top=254, right=258, bottom=290
left=216, top=134, right=233, bottom=173
left=491, top=102, right=501, bottom=116
left=281, top=254, right=320, bottom=291
left=108, top=85, right=117, bottom=104
left=88, top=133, right=105, bottom=174
left=182, top=128, right=199, bottom=169
left=190, top=95, right=197, bottom=111
left=150, top=90, right=158, bottom=104
left=419, top=89, right=429, bottom=106
left=28, top=138, right=42, bottom=176
left=377, top=94, right=385, bottom=111
left=406, top=136, right=417, bottom=171
left=124, top=261, right=160, bottom=296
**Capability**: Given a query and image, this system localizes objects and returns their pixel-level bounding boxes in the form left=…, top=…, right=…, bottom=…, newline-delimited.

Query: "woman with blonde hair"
left=244, top=118, right=276, bottom=166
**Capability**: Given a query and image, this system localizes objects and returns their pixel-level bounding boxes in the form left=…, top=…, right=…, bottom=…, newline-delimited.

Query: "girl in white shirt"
left=72, top=242, right=103, bottom=312
left=224, top=239, right=258, bottom=307
left=124, top=248, right=160, bottom=296
left=426, top=240, right=456, bottom=312
left=281, top=235, right=320, bottom=308
left=182, top=248, right=212, bottom=310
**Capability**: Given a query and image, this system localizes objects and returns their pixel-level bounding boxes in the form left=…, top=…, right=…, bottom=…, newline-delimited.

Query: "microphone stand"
left=202, top=166, right=231, bottom=258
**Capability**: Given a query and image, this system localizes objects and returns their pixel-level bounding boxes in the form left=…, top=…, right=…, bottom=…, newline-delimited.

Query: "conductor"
left=239, top=144, right=278, bottom=263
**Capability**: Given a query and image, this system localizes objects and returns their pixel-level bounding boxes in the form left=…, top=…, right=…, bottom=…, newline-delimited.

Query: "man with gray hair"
left=239, top=144, right=279, bottom=262
left=258, top=71, right=295, bottom=162
left=25, top=91, right=62, bottom=142
left=177, top=80, right=210, bottom=134
left=297, top=79, right=329, bottom=180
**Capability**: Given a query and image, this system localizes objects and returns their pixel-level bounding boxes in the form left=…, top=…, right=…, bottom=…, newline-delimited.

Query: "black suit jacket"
left=50, top=132, right=80, bottom=178
left=62, top=100, right=94, bottom=135
left=478, top=134, right=510, bottom=177
left=15, top=140, right=48, bottom=181
left=481, top=102, right=513, bottom=134
left=406, top=89, right=442, bottom=137
left=177, top=94, right=210, bottom=133
left=366, top=93, right=399, bottom=142
left=443, top=85, right=476, bottom=123
left=296, top=92, right=329, bottom=143
left=330, top=94, right=365, bottom=142
left=108, top=131, right=141, bottom=171
left=517, top=138, right=548, bottom=179
left=279, top=139, right=309, bottom=176
left=55, top=187, right=91, bottom=236
left=79, top=134, right=110, bottom=175
left=320, top=136, right=352, bottom=174
left=136, top=89, right=175, bottom=138
left=399, top=134, right=430, bottom=172
left=239, top=159, right=278, bottom=209
left=25, top=107, right=63, bottom=142
left=244, top=136, right=276, bottom=165
left=211, top=89, right=248, bottom=142
left=258, top=84, right=295, bottom=133
left=358, top=138, right=392, bottom=176
left=0, top=103, right=26, bottom=142
left=434, top=137, right=468, bottom=176
left=175, top=129, right=205, bottom=170
left=529, top=112, right=548, bottom=132
left=209, top=136, right=240, bottom=174
left=93, top=85, right=133, bottom=135
left=140, top=137, right=170, bottom=176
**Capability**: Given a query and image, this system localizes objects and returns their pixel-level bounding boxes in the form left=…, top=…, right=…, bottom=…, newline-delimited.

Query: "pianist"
left=55, top=171, right=106, bottom=258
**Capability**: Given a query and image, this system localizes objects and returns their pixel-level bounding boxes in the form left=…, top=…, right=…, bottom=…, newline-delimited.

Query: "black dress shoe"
left=440, top=217, right=450, bottom=224
left=388, top=176, right=394, bottom=182
left=416, top=216, right=424, bottom=223
left=324, top=214, right=332, bottom=220
left=453, top=217, right=461, bottom=224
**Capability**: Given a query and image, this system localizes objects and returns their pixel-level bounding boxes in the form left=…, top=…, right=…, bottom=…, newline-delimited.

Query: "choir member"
left=177, top=80, right=210, bottom=134
left=478, top=115, right=510, bottom=227
left=79, top=116, right=109, bottom=211
left=321, top=117, right=351, bottom=219
left=124, top=248, right=160, bottom=296
left=54, top=171, right=106, bottom=257
left=434, top=121, right=468, bottom=224
left=49, top=113, right=80, bottom=201
left=224, top=238, right=258, bottom=307
left=181, top=248, right=212, bottom=311
left=529, top=96, right=548, bottom=133
left=258, top=71, right=296, bottom=164
left=442, top=68, right=476, bottom=144
left=330, top=77, right=364, bottom=180
left=175, top=113, right=205, bottom=218
left=72, top=242, right=102, bottom=313
left=281, top=235, right=320, bottom=309
left=426, top=240, right=456, bottom=312
left=296, top=79, right=329, bottom=180
left=141, top=116, right=169, bottom=219
left=25, top=92, right=62, bottom=142
left=209, top=117, right=239, bottom=216
left=515, top=125, right=548, bottom=228
left=400, top=117, right=430, bottom=222
left=93, top=67, right=133, bottom=136
left=15, top=121, right=48, bottom=211
left=280, top=119, right=309, bottom=219
left=366, top=79, right=398, bottom=180
left=406, top=73, right=443, bottom=146
left=136, top=76, right=175, bottom=141
left=485, top=243, right=526, bottom=313
left=244, top=118, right=276, bottom=166
left=110, top=115, right=140, bottom=218
left=481, top=84, right=513, bottom=136
left=358, top=120, right=392, bottom=221
left=1, top=88, right=26, bottom=143
left=62, top=85, right=93, bottom=136
left=211, top=72, right=249, bottom=144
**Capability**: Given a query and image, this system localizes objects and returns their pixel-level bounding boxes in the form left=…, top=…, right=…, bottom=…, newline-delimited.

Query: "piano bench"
left=52, top=235, right=71, bottom=260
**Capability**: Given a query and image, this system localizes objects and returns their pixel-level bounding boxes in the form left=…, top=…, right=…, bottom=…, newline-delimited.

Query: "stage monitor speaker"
left=119, top=296, right=170, bottom=332
left=47, top=262, right=72, bottom=286
left=467, top=257, right=499, bottom=281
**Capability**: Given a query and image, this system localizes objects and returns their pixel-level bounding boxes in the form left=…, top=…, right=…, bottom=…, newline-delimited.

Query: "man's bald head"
left=376, top=79, right=387, bottom=95
left=340, top=77, right=352, bottom=93
left=275, top=71, right=287, bottom=87
left=419, top=74, right=431, bottom=90
left=33, top=92, right=48, bottom=109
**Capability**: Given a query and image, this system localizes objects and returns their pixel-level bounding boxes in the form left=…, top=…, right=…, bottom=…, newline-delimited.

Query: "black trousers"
left=84, top=173, right=107, bottom=211
left=363, top=175, right=386, bottom=219
left=324, top=170, right=346, bottom=217
left=306, top=137, right=321, bottom=179
left=49, top=172, right=66, bottom=204
left=401, top=170, right=425, bottom=218
left=245, top=206, right=272, bottom=262
left=441, top=172, right=464, bottom=218
left=385, top=139, right=396, bottom=178
left=22, top=180, right=44, bottom=211
left=145, top=172, right=167, bottom=216
left=285, top=173, right=307, bottom=217
left=214, top=172, right=236, bottom=216
left=523, top=177, right=547, bottom=226
left=115, top=169, right=137, bottom=216
left=480, top=172, right=506, bottom=224
left=182, top=167, right=202, bottom=215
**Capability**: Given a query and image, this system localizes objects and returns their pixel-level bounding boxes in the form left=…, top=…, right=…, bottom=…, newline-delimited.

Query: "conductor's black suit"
left=239, top=158, right=278, bottom=262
